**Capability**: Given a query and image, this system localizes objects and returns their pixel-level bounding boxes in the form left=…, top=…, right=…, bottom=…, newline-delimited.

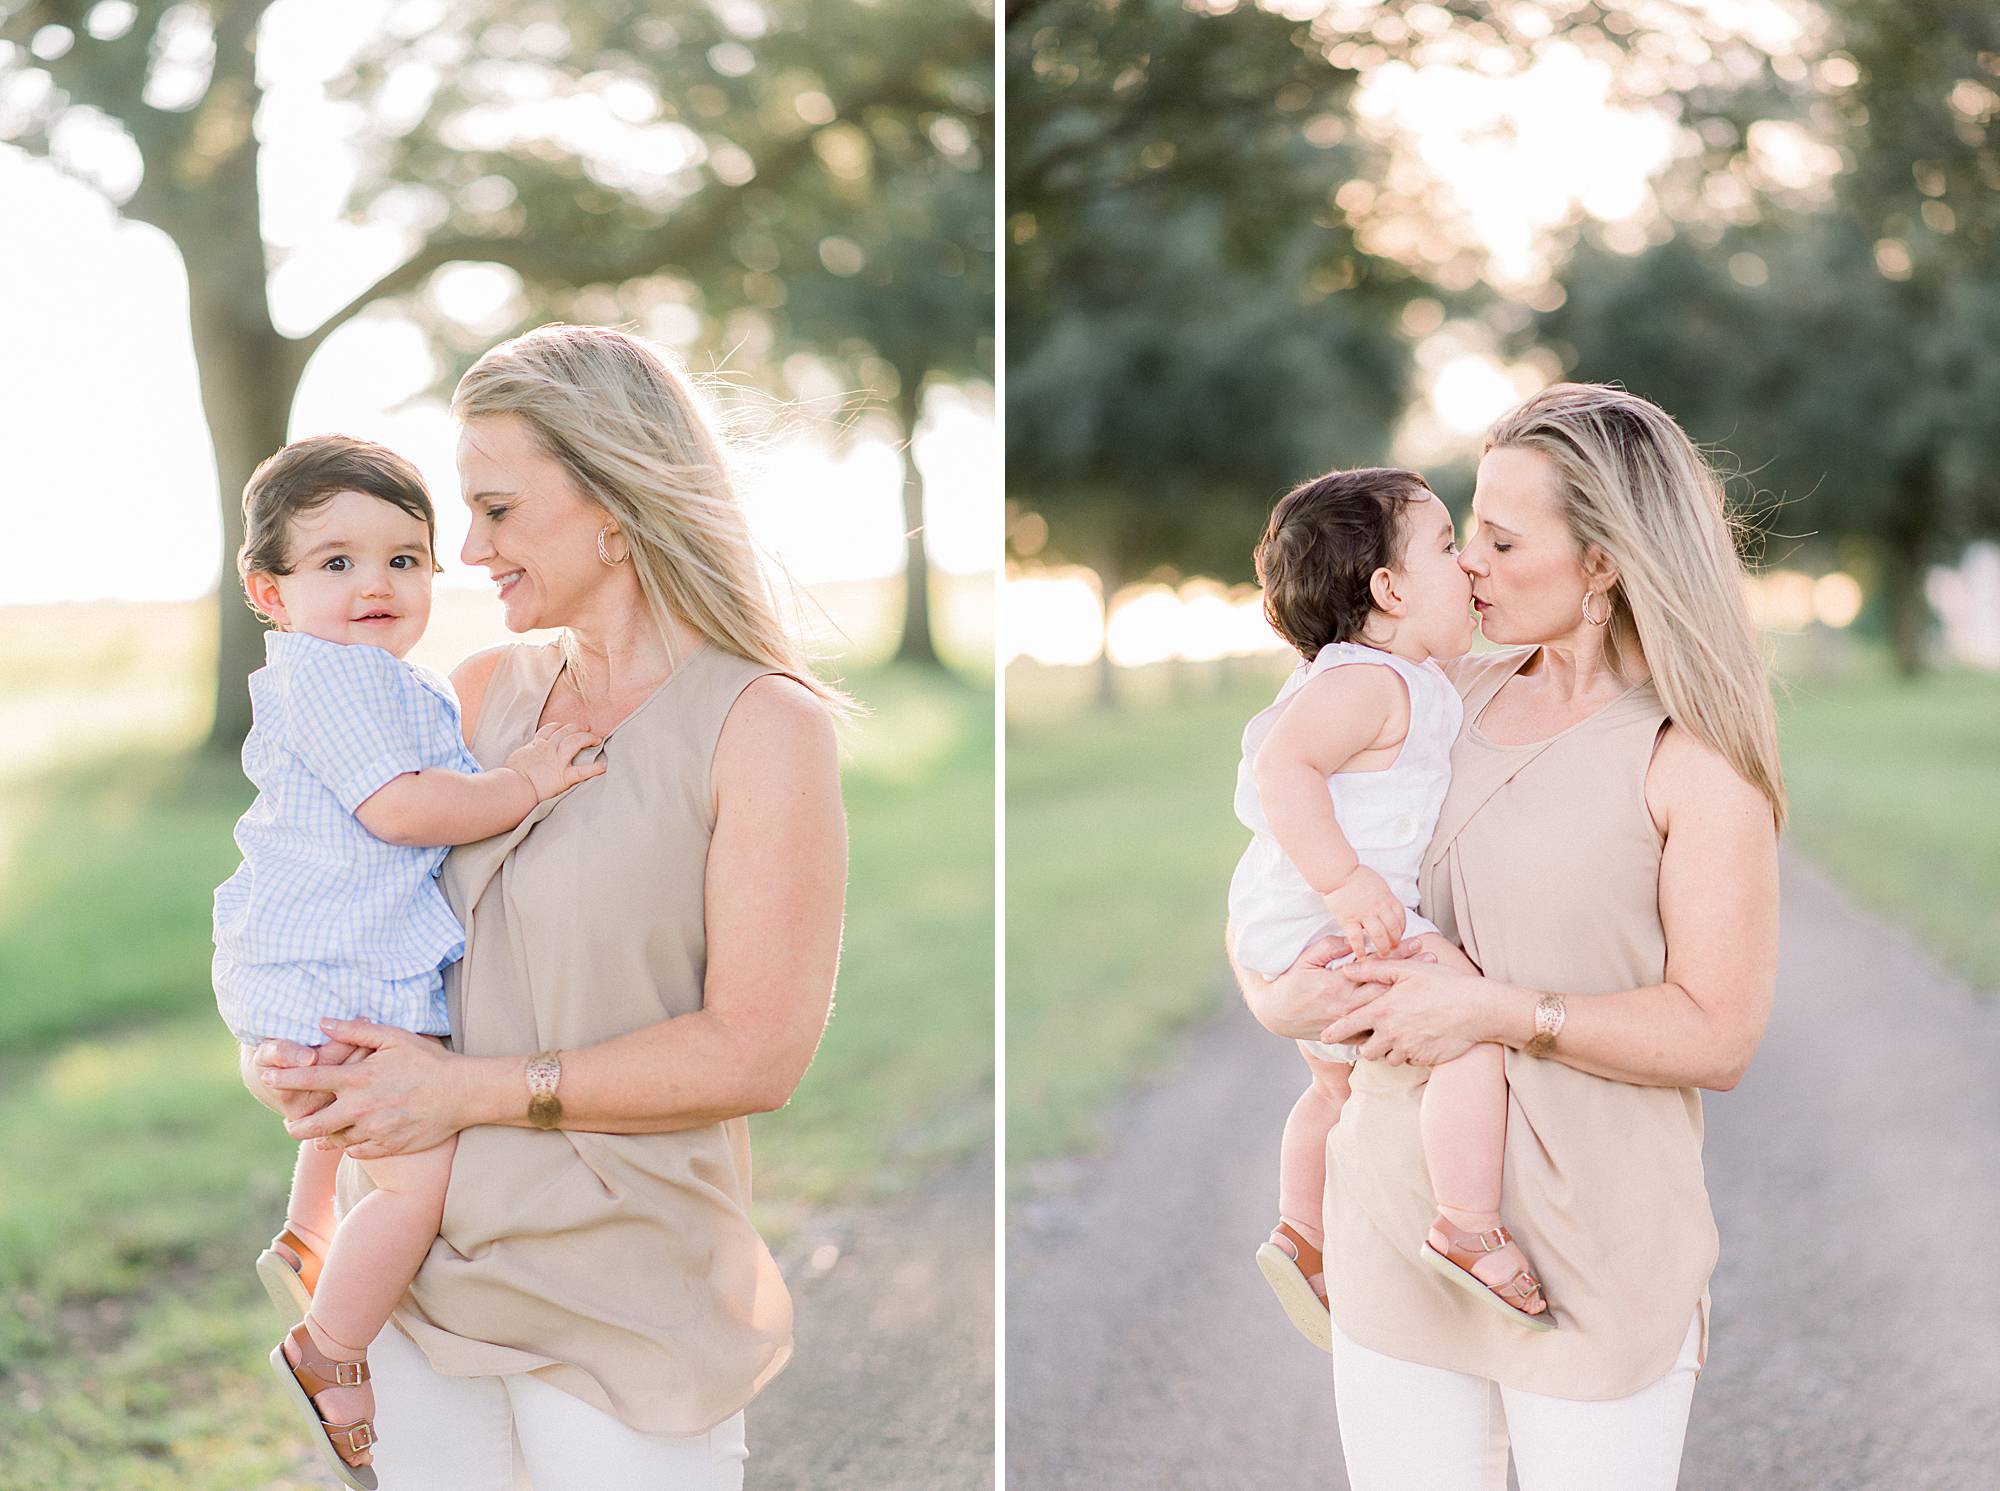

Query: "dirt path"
left=753, top=1155, right=995, bottom=1489
left=1006, top=852, right=2000, bottom=1489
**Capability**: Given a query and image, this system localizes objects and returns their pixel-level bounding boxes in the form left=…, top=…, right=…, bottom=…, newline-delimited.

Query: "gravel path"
left=754, top=1154, right=995, bottom=1489
left=1006, top=851, right=2000, bottom=1489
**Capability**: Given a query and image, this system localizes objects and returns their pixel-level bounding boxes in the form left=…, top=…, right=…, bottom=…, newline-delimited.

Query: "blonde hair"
left=1485, top=383, right=1786, bottom=829
left=453, top=324, right=855, bottom=719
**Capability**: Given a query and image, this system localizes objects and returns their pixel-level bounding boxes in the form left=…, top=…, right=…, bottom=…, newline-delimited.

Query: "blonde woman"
left=243, top=324, right=848, bottom=1489
left=1235, top=384, right=1782, bottom=1490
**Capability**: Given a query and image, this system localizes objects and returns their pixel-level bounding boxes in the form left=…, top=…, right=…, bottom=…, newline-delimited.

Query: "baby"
left=213, top=435, right=603, bottom=1488
left=1229, top=467, right=1552, bottom=1351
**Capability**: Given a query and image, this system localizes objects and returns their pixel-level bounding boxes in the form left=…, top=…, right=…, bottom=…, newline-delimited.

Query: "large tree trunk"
left=1884, top=462, right=1937, bottom=679
left=893, top=369, right=940, bottom=667
left=1092, top=547, right=1123, bottom=709
left=190, top=280, right=299, bottom=754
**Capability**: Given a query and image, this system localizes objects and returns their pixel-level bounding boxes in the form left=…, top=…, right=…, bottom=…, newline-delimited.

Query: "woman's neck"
left=563, top=595, right=703, bottom=699
left=1523, top=627, right=1637, bottom=703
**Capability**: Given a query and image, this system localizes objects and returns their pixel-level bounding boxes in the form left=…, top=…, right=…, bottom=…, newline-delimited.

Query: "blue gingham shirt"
left=212, top=632, right=481, bottom=1046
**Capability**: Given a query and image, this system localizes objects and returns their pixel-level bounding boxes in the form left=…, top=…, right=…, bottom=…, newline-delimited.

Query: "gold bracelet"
left=1524, top=992, right=1566, bottom=1057
left=525, top=1050, right=564, bottom=1129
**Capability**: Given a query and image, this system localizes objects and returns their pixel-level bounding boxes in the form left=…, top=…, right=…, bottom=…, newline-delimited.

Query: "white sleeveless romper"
left=1228, top=642, right=1464, bottom=1058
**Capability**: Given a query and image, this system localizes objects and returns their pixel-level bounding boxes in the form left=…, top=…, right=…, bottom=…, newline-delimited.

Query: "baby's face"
left=253, top=489, right=436, bottom=657
left=1394, top=493, right=1476, bottom=661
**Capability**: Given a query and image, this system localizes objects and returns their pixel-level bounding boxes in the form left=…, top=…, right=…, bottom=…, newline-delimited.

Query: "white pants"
left=363, top=1322, right=748, bottom=1490
left=1329, top=1311, right=1702, bottom=1491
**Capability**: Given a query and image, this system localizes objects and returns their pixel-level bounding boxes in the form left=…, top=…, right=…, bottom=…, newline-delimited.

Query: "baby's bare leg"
left=1279, top=1045, right=1353, bottom=1248
left=309, top=1138, right=455, bottom=1355
left=1422, top=1042, right=1539, bottom=1291
left=288, top=1134, right=455, bottom=1458
left=280, top=1041, right=361, bottom=1253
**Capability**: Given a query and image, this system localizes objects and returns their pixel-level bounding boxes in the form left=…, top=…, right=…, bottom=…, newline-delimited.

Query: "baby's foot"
left=1426, top=1212, right=1550, bottom=1321
left=257, top=1225, right=325, bottom=1320
left=1255, top=1220, right=1334, bottom=1352
left=285, top=1317, right=376, bottom=1472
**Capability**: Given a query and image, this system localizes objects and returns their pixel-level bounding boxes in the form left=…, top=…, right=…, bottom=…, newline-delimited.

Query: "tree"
left=1535, top=0, right=2000, bottom=672
left=0, top=0, right=989, bottom=745
left=1007, top=0, right=1423, bottom=598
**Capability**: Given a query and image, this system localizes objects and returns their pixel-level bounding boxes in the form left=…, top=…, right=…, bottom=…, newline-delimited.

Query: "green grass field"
left=1005, top=649, right=2000, bottom=1174
left=0, top=597, right=992, bottom=1489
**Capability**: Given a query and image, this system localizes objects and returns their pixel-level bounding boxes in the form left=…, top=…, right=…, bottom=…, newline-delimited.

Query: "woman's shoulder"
left=1643, top=719, right=1768, bottom=838
left=451, top=642, right=554, bottom=737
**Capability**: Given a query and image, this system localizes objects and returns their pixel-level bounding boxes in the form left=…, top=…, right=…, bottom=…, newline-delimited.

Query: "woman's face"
left=1460, top=445, right=1597, bottom=647
left=457, top=414, right=610, bottom=633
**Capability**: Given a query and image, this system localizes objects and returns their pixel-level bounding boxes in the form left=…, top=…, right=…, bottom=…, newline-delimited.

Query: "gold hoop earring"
left=596, top=525, right=628, bottom=566
left=1581, top=591, right=1609, bottom=627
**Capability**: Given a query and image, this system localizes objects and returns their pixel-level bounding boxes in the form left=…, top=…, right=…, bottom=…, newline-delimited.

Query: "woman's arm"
left=1327, top=726, right=1779, bottom=1089
left=273, top=675, right=847, bottom=1155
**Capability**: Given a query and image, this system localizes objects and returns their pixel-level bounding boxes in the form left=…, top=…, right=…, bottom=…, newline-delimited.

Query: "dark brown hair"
left=238, top=435, right=441, bottom=621
left=1253, top=467, right=1435, bottom=658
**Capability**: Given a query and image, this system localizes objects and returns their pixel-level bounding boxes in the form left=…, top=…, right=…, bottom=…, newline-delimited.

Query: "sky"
left=0, top=0, right=995, bottom=608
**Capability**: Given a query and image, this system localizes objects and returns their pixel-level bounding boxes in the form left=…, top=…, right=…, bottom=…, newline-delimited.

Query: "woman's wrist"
left=455, top=1052, right=528, bottom=1128
left=1487, top=980, right=1543, bottom=1049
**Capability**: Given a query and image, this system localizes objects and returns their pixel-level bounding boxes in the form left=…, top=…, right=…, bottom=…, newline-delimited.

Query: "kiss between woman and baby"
left=1227, top=382, right=1782, bottom=1488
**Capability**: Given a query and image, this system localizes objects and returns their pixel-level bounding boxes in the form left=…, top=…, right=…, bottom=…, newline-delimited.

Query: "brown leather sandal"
left=1254, top=1220, right=1333, bottom=1353
left=268, top=1322, right=379, bottom=1490
left=256, top=1226, right=323, bottom=1321
left=1420, top=1214, right=1555, bottom=1332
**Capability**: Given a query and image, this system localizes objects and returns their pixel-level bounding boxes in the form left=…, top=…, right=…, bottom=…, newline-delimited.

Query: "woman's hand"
left=240, top=1039, right=346, bottom=1123
left=261, top=1019, right=468, bottom=1159
left=1319, top=957, right=1497, bottom=1067
left=1234, top=932, right=1431, bottom=1041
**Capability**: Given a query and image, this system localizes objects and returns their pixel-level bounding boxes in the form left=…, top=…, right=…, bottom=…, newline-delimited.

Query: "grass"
left=1004, top=648, right=2000, bottom=1177
left=1775, top=663, right=2000, bottom=991
left=1005, top=658, right=1290, bottom=1168
left=0, top=596, right=992, bottom=1489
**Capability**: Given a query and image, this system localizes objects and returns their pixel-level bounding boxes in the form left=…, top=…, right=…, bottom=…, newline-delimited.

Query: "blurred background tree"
left=0, top=0, right=992, bottom=746
left=1005, top=0, right=2000, bottom=1236
left=1007, top=0, right=1419, bottom=586
left=1004, top=0, right=2000, bottom=680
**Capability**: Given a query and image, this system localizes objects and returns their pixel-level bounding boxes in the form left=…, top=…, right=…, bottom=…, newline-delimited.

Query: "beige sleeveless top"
left=337, top=641, right=792, bottom=1434
left=1321, top=646, right=1716, bottom=1400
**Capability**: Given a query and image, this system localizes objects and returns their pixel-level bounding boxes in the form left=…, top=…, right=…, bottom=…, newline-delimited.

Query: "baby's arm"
left=1253, top=664, right=1409, bottom=959
left=354, top=723, right=605, bottom=847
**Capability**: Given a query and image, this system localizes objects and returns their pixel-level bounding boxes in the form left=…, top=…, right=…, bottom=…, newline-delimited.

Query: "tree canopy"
left=1, top=0, right=992, bottom=738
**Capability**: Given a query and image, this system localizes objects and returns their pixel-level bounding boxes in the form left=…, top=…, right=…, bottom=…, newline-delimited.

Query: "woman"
left=243, top=324, right=848, bottom=1489
left=1236, top=383, right=1782, bottom=1490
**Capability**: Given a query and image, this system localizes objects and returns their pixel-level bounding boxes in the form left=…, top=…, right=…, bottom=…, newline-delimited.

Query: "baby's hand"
left=504, top=721, right=607, bottom=801
left=1321, top=865, right=1407, bottom=962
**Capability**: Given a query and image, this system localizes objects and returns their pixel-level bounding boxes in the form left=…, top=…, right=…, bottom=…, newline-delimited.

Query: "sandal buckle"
left=334, top=1360, right=365, bottom=1387
left=350, top=1422, right=375, bottom=1452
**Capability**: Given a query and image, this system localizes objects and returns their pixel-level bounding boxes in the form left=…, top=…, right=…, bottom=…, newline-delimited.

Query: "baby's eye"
left=390, top=555, right=419, bottom=569
left=322, top=556, right=350, bottom=572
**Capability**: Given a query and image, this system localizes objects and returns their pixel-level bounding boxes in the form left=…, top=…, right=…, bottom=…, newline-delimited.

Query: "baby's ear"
left=1368, top=565, right=1403, bottom=615
left=243, top=570, right=287, bottom=627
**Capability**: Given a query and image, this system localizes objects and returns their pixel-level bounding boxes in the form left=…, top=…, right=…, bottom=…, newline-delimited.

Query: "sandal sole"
left=1255, top=1242, right=1333, bottom=1352
left=1420, top=1242, right=1556, bottom=1332
left=268, top=1343, right=379, bottom=1491
left=256, top=1249, right=314, bottom=1323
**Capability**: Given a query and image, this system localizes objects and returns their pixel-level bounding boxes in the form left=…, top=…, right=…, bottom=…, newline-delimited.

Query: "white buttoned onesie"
left=1228, top=642, right=1464, bottom=1059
